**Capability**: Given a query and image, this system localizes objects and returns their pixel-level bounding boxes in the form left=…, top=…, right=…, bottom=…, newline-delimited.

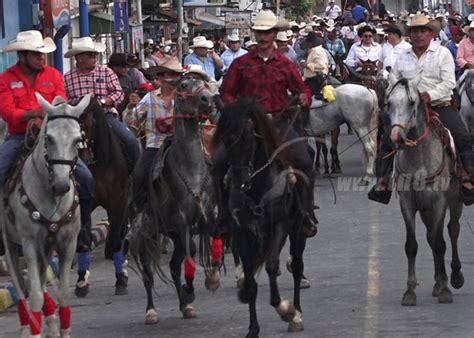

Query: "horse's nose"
left=52, top=181, right=70, bottom=196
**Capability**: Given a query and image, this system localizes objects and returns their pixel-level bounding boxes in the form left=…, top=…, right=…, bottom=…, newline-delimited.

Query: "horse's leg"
left=399, top=198, right=418, bottom=306
left=314, top=141, right=321, bottom=176
left=139, top=244, right=159, bottom=325
left=420, top=206, right=452, bottom=303
left=56, top=230, right=80, bottom=338
left=265, top=221, right=297, bottom=324
left=236, top=228, right=259, bottom=338
left=107, top=202, right=129, bottom=296
left=322, top=142, right=330, bottom=176
left=22, top=240, right=44, bottom=337
left=205, top=236, right=223, bottom=291
left=39, top=254, right=60, bottom=338
left=331, top=128, right=342, bottom=174
left=353, top=126, right=376, bottom=185
left=447, top=193, right=464, bottom=289
left=288, top=225, right=306, bottom=332
left=9, top=245, right=30, bottom=337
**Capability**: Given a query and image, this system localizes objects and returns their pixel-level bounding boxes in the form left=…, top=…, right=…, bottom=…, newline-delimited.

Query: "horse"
left=213, top=98, right=307, bottom=337
left=129, top=75, right=221, bottom=324
left=458, top=70, right=474, bottom=141
left=308, top=83, right=379, bottom=185
left=386, top=72, right=464, bottom=306
left=341, top=59, right=379, bottom=89
left=1, top=94, right=90, bottom=337
left=77, top=99, right=130, bottom=297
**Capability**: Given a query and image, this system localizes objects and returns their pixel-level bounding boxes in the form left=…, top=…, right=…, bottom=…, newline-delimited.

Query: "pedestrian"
left=352, top=1, right=369, bottom=23
left=220, top=33, right=247, bottom=71
left=0, top=31, right=95, bottom=265
left=184, top=36, right=224, bottom=81
left=456, top=22, right=474, bottom=72
left=108, top=53, right=133, bottom=114
left=64, top=37, right=140, bottom=173
left=325, top=0, right=342, bottom=20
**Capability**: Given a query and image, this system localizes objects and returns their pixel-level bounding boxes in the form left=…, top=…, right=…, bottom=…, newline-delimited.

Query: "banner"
left=114, top=0, right=129, bottom=33
left=184, top=0, right=226, bottom=7
left=44, top=0, right=70, bottom=28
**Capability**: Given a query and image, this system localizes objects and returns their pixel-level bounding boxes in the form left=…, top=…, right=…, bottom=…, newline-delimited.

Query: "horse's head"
left=386, top=71, right=422, bottom=147
left=175, top=76, right=214, bottom=117
left=36, top=93, right=91, bottom=195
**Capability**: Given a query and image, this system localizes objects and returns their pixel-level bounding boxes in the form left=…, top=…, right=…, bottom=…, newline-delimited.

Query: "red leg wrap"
left=29, top=311, right=42, bottom=336
left=211, top=237, right=224, bottom=263
left=184, top=257, right=196, bottom=284
left=18, top=299, right=30, bottom=326
left=42, top=292, right=57, bottom=317
left=59, top=306, right=71, bottom=330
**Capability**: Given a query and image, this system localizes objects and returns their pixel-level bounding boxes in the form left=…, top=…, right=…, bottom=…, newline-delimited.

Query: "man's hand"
left=22, top=109, right=46, bottom=121
left=299, top=93, right=310, bottom=107
left=419, top=92, right=431, bottom=104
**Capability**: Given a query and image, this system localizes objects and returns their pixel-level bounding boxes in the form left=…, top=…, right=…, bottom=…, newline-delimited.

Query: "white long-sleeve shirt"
left=304, top=45, right=329, bottom=79
left=392, top=42, right=455, bottom=105
left=344, top=42, right=383, bottom=68
left=381, top=40, right=411, bottom=69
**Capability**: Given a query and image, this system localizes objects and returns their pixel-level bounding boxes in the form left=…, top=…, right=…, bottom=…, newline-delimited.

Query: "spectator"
left=447, top=26, right=463, bottom=77
left=325, top=0, right=342, bottom=20
left=276, top=31, right=298, bottom=64
left=352, top=2, right=369, bottom=23
left=184, top=36, right=224, bottom=81
left=127, top=54, right=146, bottom=90
left=220, top=33, right=247, bottom=71
left=108, top=53, right=133, bottom=114
left=456, top=22, right=474, bottom=71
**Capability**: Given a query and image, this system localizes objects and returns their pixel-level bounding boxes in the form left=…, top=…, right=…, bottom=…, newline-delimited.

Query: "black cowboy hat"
left=127, top=53, right=140, bottom=66
left=357, top=25, right=377, bottom=37
left=300, top=31, right=324, bottom=49
left=107, top=53, right=129, bottom=67
left=384, top=24, right=403, bottom=37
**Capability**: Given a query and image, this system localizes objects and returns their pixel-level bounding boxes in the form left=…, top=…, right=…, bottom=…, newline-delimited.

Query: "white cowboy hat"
left=286, top=30, right=293, bottom=38
left=326, top=26, right=336, bottom=32
left=298, top=22, right=307, bottom=29
left=468, top=13, right=474, bottom=22
left=464, top=21, right=474, bottom=35
left=65, top=37, right=105, bottom=58
left=289, top=20, right=299, bottom=27
left=184, top=64, right=209, bottom=81
left=276, top=31, right=289, bottom=42
left=376, top=28, right=385, bottom=35
left=164, top=39, right=176, bottom=46
left=406, top=14, right=441, bottom=35
left=244, top=40, right=257, bottom=49
left=227, top=33, right=240, bottom=42
left=189, top=36, right=214, bottom=49
left=299, top=25, right=313, bottom=37
left=251, top=10, right=288, bottom=31
left=2, top=30, right=56, bottom=53
left=326, top=19, right=336, bottom=27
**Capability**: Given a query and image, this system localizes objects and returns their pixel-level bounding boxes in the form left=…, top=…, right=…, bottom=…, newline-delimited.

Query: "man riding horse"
left=368, top=14, right=474, bottom=205
left=218, top=10, right=318, bottom=238
left=0, top=31, right=94, bottom=259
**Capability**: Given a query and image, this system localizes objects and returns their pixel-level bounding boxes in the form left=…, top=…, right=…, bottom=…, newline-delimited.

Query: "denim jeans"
left=106, top=114, right=140, bottom=171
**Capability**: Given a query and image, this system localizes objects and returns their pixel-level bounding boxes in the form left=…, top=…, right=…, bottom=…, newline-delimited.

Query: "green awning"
left=89, top=12, right=116, bottom=35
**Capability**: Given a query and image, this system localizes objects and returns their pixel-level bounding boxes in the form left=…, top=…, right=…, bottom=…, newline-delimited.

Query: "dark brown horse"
left=76, top=99, right=130, bottom=297
left=342, top=59, right=380, bottom=89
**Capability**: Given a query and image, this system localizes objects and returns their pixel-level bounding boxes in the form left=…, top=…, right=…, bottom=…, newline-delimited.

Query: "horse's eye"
left=180, top=82, right=187, bottom=90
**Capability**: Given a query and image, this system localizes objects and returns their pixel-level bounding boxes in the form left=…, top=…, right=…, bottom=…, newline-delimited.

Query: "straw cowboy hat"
left=464, top=22, right=474, bottom=35
left=299, top=25, right=313, bottom=37
left=189, top=36, right=214, bottom=49
left=276, top=31, right=289, bottom=42
left=2, top=30, right=56, bottom=53
left=227, top=33, right=240, bottom=42
left=164, top=39, right=176, bottom=46
left=468, top=13, right=474, bottom=22
left=183, top=64, right=209, bottom=81
left=244, top=40, right=257, bottom=49
left=65, top=37, right=105, bottom=58
left=406, top=14, right=441, bottom=35
left=147, top=57, right=184, bottom=76
left=251, top=10, right=288, bottom=31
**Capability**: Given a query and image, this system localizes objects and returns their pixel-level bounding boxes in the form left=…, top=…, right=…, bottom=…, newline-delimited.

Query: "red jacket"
left=0, top=63, right=66, bottom=134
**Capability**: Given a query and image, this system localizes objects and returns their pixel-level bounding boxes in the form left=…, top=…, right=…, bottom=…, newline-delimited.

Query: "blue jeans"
left=106, top=114, right=140, bottom=171
left=0, top=133, right=94, bottom=200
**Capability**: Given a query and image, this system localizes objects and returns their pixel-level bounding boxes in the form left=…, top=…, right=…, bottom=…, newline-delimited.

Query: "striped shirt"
left=64, top=65, right=124, bottom=109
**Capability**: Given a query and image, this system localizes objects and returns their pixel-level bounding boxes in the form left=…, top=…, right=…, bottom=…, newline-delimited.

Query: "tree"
left=285, top=0, right=323, bottom=22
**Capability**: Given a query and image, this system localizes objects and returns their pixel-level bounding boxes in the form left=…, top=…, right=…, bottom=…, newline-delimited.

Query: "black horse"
left=77, top=99, right=130, bottom=297
left=212, top=98, right=307, bottom=337
left=129, top=76, right=221, bottom=325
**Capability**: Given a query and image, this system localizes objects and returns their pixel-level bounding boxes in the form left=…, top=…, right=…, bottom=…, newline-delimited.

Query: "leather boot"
left=368, top=152, right=394, bottom=205
left=459, top=151, right=474, bottom=206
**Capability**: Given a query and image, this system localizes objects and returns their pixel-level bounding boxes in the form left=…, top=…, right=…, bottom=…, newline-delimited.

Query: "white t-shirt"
left=325, top=4, right=342, bottom=19
left=381, top=40, right=412, bottom=69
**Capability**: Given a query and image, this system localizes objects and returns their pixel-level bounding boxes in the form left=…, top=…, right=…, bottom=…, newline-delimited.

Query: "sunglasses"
left=363, top=34, right=373, bottom=38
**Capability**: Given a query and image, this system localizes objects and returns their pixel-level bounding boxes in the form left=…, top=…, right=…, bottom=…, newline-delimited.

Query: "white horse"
left=458, top=69, right=474, bottom=138
left=1, top=94, right=90, bottom=338
left=308, top=83, right=379, bottom=185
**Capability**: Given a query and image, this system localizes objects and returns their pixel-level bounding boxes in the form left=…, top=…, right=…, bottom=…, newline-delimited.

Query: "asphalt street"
left=1, top=130, right=474, bottom=338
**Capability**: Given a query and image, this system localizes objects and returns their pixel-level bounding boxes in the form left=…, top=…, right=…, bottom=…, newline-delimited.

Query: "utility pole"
left=276, top=0, right=280, bottom=16
left=136, top=0, right=144, bottom=65
left=177, top=0, right=184, bottom=62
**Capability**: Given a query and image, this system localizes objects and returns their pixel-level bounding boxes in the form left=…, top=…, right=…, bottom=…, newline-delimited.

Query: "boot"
left=459, top=151, right=474, bottom=206
left=368, top=152, right=394, bottom=205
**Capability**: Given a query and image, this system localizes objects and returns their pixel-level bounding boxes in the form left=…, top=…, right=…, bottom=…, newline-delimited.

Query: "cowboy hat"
left=300, top=31, right=324, bottom=49
left=146, top=57, right=184, bottom=78
left=299, top=25, right=313, bottom=37
left=357, top=25, right=376, bottom=37
left=189, top=36, right=214, bottom=49
left=107, top=53, right=129, bottom=68
left=468, top=13, right=474, bottom=22
left=244, top=40, right=257, bottom=49
left=183, top=64, right=209, bottom=81
left=251, top=10, right=288, bottom=31
left=65, top=37, right=105, bottom=58
left=406, top=14, right=441, bottom=35
left=2, top=30, right=56, bottom=53
left=227, top=33, right=240, bottom=42
left=376, top=28, right=385, bottom=35
left=464, top=21, right=474, bottom=35
left=276, top=31, right=289, bottom=42
left=164, top=39, right=176, bottom=46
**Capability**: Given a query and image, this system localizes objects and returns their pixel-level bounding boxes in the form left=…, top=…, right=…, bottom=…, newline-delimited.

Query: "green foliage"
left=285, top=0, right=323, bottom=22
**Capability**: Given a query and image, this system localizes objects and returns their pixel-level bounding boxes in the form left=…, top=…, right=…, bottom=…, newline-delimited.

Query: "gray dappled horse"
left=387, top=72, right=464, bottom=306
left=458, top=70, right=474, bottom=140
left=129, top=76, right=220, bottom=324
left=1, top=94, right=90, bottom=337
left=308, top=83, right=379, bottom=185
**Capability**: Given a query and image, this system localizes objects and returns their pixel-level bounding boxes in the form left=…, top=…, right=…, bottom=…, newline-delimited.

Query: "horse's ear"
left=72, top=94, right=92, bottom=118
left=35, top=92, right=56, bottom=115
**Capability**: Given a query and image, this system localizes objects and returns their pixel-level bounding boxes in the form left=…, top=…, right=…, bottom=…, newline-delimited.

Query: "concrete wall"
left=0, top=0, right=21, bottom=72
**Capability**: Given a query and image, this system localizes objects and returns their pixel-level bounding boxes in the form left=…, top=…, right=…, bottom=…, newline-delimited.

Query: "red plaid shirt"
left=220, top=49, right=311, bottom=116
left=64, top=65, right=124, bottom=108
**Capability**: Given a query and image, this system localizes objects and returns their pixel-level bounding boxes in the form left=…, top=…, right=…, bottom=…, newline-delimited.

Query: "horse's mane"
left=212, top=98, right=286, bottom=164
left=81, top=99, right=113, bottom=164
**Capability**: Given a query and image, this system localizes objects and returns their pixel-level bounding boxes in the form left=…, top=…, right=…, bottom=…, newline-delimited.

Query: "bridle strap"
left=48, top=115, right=80, bottom=122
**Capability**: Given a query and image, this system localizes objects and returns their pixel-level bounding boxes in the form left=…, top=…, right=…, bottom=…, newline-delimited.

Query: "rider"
left=218, top=10, right=317, bottom=238
left=0, top=31, right=95, bottom=257
left=64, top=37, right=140, bottom=173
left=300, top=31, right=330, bottom=99
left=124, top=57, right=184, bottom=217
left=368, top=14, right=474, bottom=205
left=344, top=24, right=382, bottom=70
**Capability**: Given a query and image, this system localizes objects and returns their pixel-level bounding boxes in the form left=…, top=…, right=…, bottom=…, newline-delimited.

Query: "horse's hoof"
left=234, top=264, right=244, bottom=281
left=401, top=290, right=416, bottom=306
left=286, top=256, right=293, bottom=274
left=145, top=309, right=160, bottom=325
left=300, top=277, right=311, bottom=289
left=45, top=314, right=60, bottom=337
left=115, top=272, right=128, bottom=295
left=438, top=288, right=453, bottom=304
left=432, top=282, right=442, bottom=297
left=331, top=167, right=342, bottom=175
left=359, top=179, right=370, bottom=186
left=451, top=271, right=464, bottom=289
left=288, top=311, right=304, bottom=332
left=246, top=327, right=260, bottom=338
left=277, top=299, right=296, bottom=322
left=60, top=328, right=71, bottom=338
left=236, top=277, right=245, bottom=290
left=180, top=284, right=195, bottom=305
left=20, top=325, right=29, bottom=338
left=205, top=269, right=221, bottom=292
left=74, top=283, right=89, bottom=298
left=182, top=305, right=197, bottom=319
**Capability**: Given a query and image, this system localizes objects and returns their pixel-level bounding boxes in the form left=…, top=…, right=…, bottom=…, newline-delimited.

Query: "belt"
left=432, top=101, right=451, bottom=107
